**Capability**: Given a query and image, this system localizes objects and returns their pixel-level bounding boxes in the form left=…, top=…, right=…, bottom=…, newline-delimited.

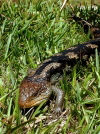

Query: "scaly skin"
left=19, top=38, right=100, bottom=113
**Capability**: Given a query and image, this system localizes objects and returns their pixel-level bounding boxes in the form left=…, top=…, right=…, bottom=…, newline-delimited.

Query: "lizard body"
left=19, top=38, right=100, bottom=113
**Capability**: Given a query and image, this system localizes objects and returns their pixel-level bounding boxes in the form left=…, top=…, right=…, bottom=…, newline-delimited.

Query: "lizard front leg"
left=51, top=85, right=64, bottom=114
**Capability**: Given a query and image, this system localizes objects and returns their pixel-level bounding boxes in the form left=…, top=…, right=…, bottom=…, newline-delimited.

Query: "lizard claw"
left=54, top=106, right=62, bottom=115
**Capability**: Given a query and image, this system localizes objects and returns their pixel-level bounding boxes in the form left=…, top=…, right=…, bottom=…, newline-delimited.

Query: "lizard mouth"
left=19, top=95, right=49, bottom=108
left=19, top=87, right=51, bottom=108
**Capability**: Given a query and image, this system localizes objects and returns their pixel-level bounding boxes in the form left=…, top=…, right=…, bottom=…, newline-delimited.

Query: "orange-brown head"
left=19, top=77, right=51, bottom=108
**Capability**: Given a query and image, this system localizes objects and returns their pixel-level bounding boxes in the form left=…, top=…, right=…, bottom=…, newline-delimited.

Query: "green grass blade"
left=5, top=34, right=13, bottom=59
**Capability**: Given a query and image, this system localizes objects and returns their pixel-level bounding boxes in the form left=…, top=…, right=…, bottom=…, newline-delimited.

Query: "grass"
left=0, top=0, right=100, bottom=133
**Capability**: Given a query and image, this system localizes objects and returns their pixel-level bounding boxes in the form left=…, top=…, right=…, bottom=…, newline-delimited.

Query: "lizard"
left=19, top=39, right=100, bottom=113
left=19, top=14, right=100, bottom=114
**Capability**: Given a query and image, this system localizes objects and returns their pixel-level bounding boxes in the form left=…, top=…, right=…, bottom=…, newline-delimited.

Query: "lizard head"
left=19, top=76, right=51, bottom=108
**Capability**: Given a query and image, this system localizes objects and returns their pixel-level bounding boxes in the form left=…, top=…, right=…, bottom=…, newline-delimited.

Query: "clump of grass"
left=0, top=0, right=100, bottom=133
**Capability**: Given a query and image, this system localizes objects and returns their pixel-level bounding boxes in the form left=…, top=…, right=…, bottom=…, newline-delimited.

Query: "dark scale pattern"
left=28, top=39, right=100, bottom=80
